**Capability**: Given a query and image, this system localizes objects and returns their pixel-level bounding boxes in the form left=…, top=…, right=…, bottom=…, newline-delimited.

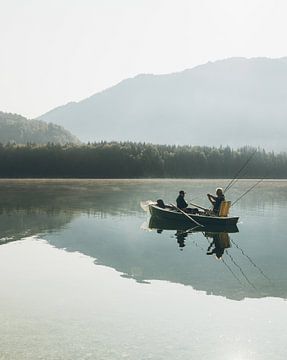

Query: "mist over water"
left=0, top=179, right=287, bottom=359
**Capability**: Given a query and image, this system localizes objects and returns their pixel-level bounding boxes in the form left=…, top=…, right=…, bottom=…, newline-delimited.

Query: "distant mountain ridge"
left=0, top=112, right=80, bottom=145
left=38, top=57, right=287, bottom=151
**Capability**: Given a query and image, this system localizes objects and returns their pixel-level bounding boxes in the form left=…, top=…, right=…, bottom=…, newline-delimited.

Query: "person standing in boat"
left=207, top=188, right=225, bottom=215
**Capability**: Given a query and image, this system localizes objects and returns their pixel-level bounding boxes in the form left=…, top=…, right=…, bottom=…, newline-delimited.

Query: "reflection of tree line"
left=0, top=185, right=146, bottom=246
left=0, top=182, right=149, bottom=246
left=0, top=181, right=283, bottom=301
left=0, top=188, right=143, bottom=217
left=0, top=143, right=287, bottom=178
left=0, top=203, right=138, bottom=247
left=0, top=209, right=76, bottom=245
left=1, top=202, right=280, bottom=301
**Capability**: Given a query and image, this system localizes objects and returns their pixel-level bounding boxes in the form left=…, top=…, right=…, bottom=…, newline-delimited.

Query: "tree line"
left=0, top=142, right=286, bottom=178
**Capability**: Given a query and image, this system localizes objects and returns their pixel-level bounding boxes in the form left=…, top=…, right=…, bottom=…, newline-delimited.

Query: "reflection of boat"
left=148, top=215, right=239, bottom=233
left=149, top=215, right=236, bottom=257
left=149, top=204, right=239, bottom=228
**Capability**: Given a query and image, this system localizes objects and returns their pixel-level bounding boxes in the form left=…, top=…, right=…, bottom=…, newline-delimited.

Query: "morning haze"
left=39, top=57, right=287, bottom=151
left=2, top=2, right=287, bottom=360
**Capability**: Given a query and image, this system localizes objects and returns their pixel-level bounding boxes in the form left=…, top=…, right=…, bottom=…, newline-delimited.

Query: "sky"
left=1, top=0, right=287, bottom=118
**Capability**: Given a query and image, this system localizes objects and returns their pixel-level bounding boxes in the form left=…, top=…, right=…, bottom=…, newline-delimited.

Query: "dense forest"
left=0, top=142, right=286, bottom=178
left=0, top=112, right=80, bottom=145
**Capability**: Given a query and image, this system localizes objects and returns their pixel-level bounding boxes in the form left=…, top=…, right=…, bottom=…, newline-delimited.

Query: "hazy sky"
left=1, top=0, right=287, bottom=118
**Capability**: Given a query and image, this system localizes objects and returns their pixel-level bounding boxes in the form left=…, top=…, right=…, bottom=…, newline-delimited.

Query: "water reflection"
left=205, top=232, right=230, bottom=258
left=145, top=214, right=278, bottom=300
left=0, top=179, right=286, bottom=301
left=175, top=230, right=188, bottom=249
left=0, top=209, right=75, bottom=245
left=0, top=207, right=275, bottom=301
left=149, top=215, right=237, bottom=257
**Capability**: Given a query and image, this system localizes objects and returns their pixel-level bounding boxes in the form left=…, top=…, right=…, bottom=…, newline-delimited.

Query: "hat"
left=179, top=190, right=185, bottom=194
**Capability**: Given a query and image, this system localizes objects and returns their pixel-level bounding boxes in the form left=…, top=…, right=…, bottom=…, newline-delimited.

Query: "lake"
left=0, top=179, right=287, bottom=360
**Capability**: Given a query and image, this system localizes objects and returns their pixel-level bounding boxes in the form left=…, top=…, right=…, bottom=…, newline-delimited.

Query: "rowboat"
left=148, top=214, right=239, bottom=233
left=148, top=203, right=239, bottom=228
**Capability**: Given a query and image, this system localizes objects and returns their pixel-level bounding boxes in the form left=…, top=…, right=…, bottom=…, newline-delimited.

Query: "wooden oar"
left=171, top=203, right=204, bottom=228
left=190, top=202, right=210, bottom=212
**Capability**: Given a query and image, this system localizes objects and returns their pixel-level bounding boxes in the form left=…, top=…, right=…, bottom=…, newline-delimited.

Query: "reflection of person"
left=206, top=232, right=230, bottom=259
left=175, top=230, right=188, bottom=250
left=207, top=188, right=225, bottom=215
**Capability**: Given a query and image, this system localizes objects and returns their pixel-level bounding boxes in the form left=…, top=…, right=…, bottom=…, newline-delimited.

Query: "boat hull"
left=149, top=204, right=239, bottom=228
left=148, top=215, right=239, bottom=233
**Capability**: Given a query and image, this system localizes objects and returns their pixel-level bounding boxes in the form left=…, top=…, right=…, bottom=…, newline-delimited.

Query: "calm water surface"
left=0, top=179, right=287, bottom=360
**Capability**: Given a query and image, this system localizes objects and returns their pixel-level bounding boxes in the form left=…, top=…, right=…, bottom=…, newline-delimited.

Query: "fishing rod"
left=231, top=179, right=263, bottom=207
left=224, top=149, right=257, bottom=193
left=224, top=168, right=249, bottom=193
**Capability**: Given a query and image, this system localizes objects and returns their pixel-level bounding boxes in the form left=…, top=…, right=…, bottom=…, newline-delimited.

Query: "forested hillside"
left=0, top=112, right=80, bottom=145
left=0, top=142, right=285, bottom=178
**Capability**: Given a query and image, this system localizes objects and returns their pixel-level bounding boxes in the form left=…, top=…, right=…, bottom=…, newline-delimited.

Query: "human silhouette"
left=206, top=232, right=230, bottom=259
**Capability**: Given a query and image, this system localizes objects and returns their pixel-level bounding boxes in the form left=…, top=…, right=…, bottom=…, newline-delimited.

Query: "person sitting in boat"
left=176, top=190, right=188, bottom=209
left=207, top=188, right=225, bottom=215
left=176, top=190, right=199, bottom=213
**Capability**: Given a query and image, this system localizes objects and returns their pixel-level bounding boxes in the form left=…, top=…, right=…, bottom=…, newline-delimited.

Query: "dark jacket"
left=176, top=195, right=188, bottom=209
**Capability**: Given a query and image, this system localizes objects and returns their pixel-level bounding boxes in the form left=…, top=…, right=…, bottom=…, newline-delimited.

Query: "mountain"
left=0, top=112, right=80, bottom=145
left=38, top=57, right=287, bottom=151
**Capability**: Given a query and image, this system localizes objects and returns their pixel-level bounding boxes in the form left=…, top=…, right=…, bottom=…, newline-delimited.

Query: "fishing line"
left=230, top=238, right=272, bottom=282
left=231, top=179, right=263, bottom=206
left=224, top=149, right=257, bottom=193
left=224, top=168, right=249, bottom=194
left=221, top=258, right=243, bottom=285
left=205, top=237, right=243, bottom=285
left=226, top=250, right=257, bottom=289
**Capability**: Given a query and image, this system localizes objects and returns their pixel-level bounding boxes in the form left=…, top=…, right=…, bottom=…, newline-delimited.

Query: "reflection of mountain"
left=44, top=214, right=286, bottom=301
left=1, top=179, right=287, bottom=301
